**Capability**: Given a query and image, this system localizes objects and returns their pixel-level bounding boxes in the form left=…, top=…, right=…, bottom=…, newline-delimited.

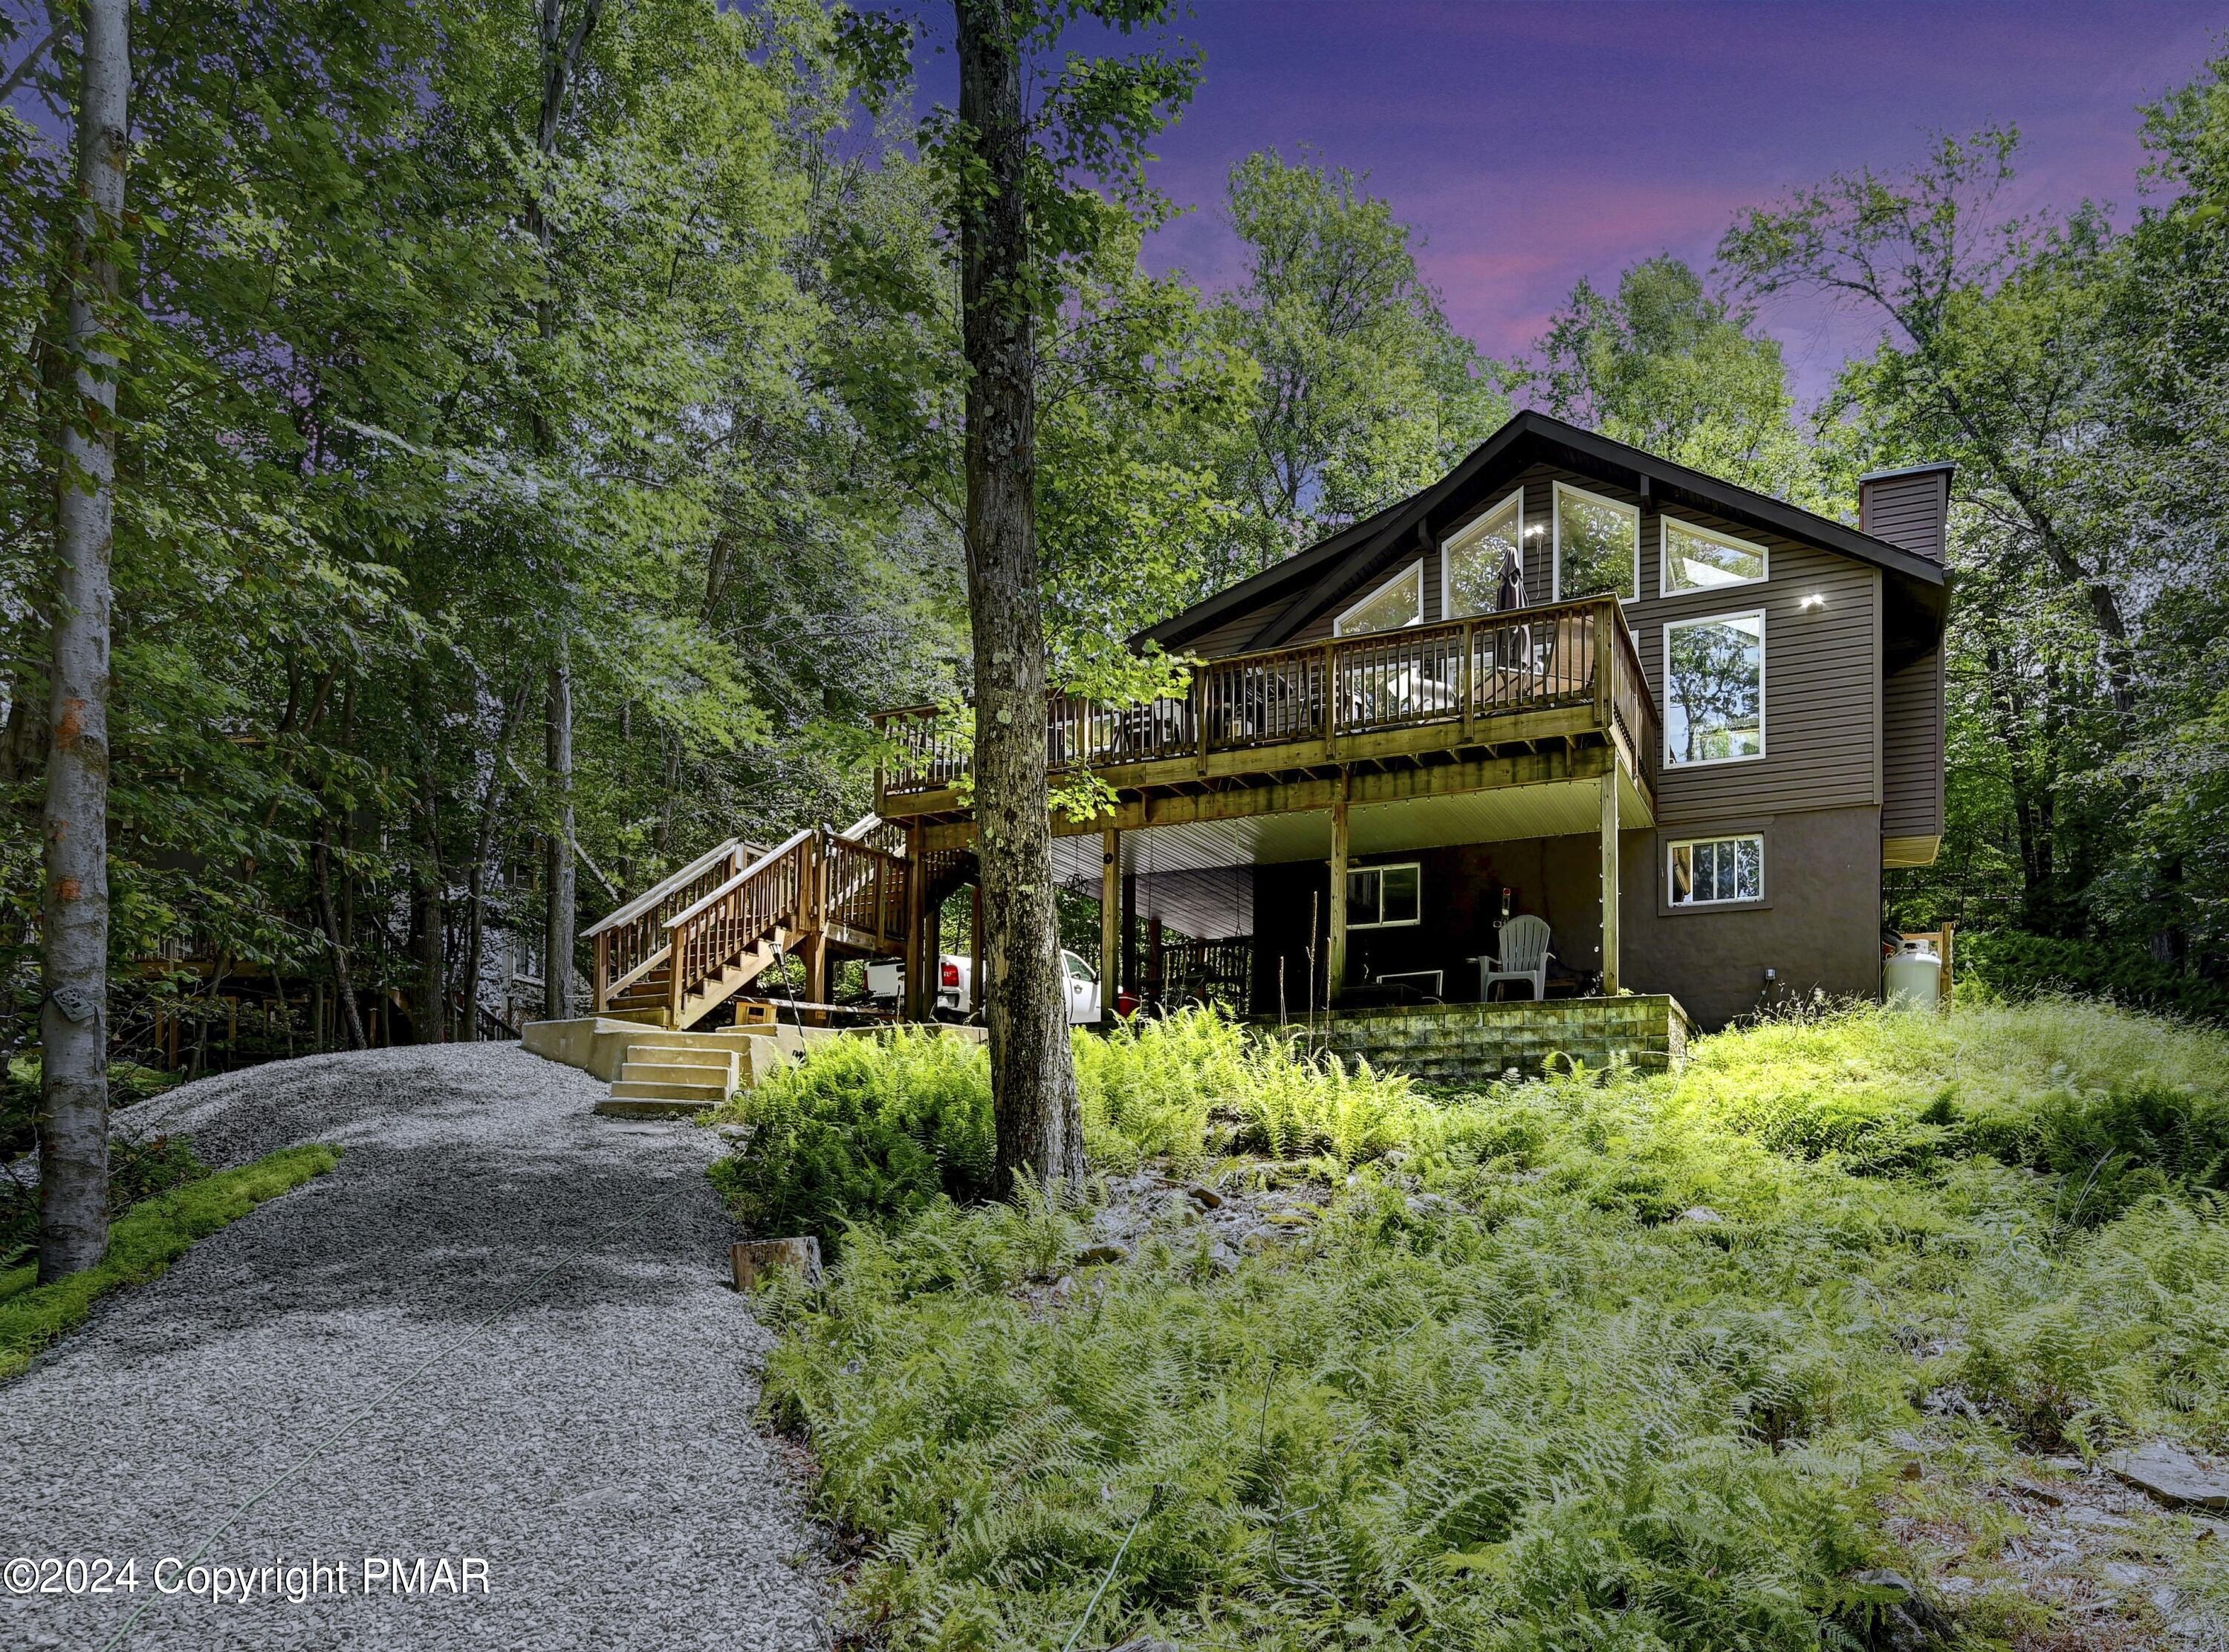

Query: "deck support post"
left=1599, top=765, right=1620, bottom=995
left=1100, top=826, right=1120, bottom=1026
left=970, top=878, right=984, bottom=1023
left=1326, top=799, right=1349, bottom=1010
left=1120, top=871, right=1138, bottom=1006
left=903, top=822, right=927, bottom=1023
left=801, top=933, right=828, bottom=1026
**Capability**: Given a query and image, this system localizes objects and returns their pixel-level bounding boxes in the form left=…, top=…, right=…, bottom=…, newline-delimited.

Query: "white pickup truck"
left=865, top=949, right=1101, bottom=1024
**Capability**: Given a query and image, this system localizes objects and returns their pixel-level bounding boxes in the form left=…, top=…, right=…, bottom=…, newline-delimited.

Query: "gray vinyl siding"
left=1860, top=471, right=1948, bottom=562
left=1882, top=645, right=1945, bottom=837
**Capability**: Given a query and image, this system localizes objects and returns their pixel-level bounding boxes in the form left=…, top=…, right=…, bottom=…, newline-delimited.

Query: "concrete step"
left=608, top=1078, right=727, bottom=1105
left=593, top=1096, right=717, bottom=1119
left=618, top=1059, right=736, bottom=1089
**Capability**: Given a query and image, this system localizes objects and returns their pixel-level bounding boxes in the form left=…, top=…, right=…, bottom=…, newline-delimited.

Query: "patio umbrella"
left=1493, top=547, right=1523, bottom=613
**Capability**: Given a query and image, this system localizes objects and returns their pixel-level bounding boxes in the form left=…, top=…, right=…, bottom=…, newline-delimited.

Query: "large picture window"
left=1668, top=834, right=1764, bottom=906
left=1334, top=559, right=1424, bottom=637
left=1553, top=482, right=1638, bottom=602
left=1664, top=611, right=1765, bottom=766
left=1346, top=862, right=1421, bottom=929
left=1661, top=518, right=1768, bottom=594
left=1442, top=489, right=1525, bottom=619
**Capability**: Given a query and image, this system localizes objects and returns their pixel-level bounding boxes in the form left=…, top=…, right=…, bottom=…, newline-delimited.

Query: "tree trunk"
left=39, top=0, right=129, bottom=1283
left=543, top=652, right=575, bottom=1019
left=529, top=1, right=600, bottom=1024
left=314, top=827, right=367, bottom=1050
left=461, top=684, right=526, bottom=1041
left=955, top=0, right=1086, bottom=1195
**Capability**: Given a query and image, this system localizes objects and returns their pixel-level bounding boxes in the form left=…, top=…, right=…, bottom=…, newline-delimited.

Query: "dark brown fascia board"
left=1134, top=411, right=1948, bottom=654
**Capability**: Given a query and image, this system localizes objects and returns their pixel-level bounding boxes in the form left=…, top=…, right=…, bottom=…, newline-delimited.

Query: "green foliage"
left=710, top=1012, right=1427, bottom=1246
left=1961, top=930, right=2229, bottom=1025
left=1534, top=255, right=1826, bottom=510
left=709, top=1028, right=999, bottom=1246
left=755, top=1001, right=2229, bottom=1651
left=0, top=1143, right=339, bottom=1378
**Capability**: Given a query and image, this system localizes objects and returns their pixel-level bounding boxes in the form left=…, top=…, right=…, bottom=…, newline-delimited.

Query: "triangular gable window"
left=1333, top=559, right=1424, bottom=637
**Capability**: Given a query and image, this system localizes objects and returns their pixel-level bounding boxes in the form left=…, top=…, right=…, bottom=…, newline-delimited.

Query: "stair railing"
left=585, top=838, right=753, bottom=1012
left=820, top=829, right=909, bottom=952
left=662, top=828, right=815, bottom=1027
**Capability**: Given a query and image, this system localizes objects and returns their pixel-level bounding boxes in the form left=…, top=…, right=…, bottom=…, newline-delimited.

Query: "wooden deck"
left=872, top=595, right=1658, bottom=842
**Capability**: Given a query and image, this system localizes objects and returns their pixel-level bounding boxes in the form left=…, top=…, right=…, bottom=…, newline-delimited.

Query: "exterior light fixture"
left=1799, top=594, right=1826, bottom=611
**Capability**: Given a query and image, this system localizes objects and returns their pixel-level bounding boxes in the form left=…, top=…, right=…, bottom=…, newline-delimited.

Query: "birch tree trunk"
left=955, top=0, right=1086, bottom=1194
left=40, top=0, right=130, bottom=1281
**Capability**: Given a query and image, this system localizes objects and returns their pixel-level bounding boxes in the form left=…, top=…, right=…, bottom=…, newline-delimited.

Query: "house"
left=869, top=412, right=1950, bottom=1055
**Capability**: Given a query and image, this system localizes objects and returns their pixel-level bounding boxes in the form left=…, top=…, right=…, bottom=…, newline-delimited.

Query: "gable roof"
left=1135, top=412, right=1949, bottom=656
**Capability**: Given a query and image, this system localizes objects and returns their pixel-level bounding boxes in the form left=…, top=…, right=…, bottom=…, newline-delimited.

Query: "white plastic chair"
left=1475, top=915, right=1552, bottom=1001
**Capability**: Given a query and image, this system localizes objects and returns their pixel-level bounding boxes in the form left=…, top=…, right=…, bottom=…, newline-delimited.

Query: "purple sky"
left=1086, top=1, right=2226, bottom=402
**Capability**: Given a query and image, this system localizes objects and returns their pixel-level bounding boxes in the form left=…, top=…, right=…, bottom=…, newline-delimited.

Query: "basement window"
left=1668, top=834, right=1764, bottom=906
left=1346, top=862, right=1421, bottom=929
left=1552, top=482, right=1638, bottom=602
left=1334, top=559, right=1425, bottom=636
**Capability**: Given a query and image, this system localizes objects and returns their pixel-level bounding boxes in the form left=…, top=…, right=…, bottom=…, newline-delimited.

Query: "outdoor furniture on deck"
left=1473, top=914, right=1553, bottom=1001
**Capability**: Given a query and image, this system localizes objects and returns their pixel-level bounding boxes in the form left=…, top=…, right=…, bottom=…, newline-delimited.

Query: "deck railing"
left=585, top=837, right=754, bottom=1009
left=821, top=831, right=909, bottom=946
left=665, top=830, right=815, bottom=1024
left=874, top=596, right=1658, bottom=803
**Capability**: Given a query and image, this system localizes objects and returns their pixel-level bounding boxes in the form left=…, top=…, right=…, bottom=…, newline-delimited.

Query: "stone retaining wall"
left=1261, top=994, right=1693, bottom=1084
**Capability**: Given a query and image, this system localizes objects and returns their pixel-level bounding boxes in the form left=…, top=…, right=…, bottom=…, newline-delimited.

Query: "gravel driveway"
left=1, top=1042, right=828, bottom=1651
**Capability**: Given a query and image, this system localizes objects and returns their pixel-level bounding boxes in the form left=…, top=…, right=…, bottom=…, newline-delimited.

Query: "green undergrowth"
left=707, top=1012, right=1435, bottom=1249
left=0, top=1142, right=340, bottom=1379
left=720, top=1001, right=2229, bottom=1651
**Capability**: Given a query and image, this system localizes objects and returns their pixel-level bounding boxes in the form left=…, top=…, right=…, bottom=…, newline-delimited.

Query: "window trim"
left=1664, top=831, right=1768, bottom=911
left=1661, top=608, right=1768, bottom=769
left=1344, top=860, right=1423, bottom=930
left=1440, top=487, right=1526, bottom=620
left=1551, top=481, right=1640, bottom=604
left=1334, top=558, right=1426, bottom=637
left=1659, top=515, right=1770, bottom=597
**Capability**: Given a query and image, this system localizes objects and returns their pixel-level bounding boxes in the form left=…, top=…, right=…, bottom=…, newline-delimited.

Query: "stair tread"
left=609, top=1079, right=727, bottom=1101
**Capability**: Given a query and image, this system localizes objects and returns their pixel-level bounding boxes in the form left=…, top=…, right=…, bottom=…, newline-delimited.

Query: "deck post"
left=903, top=822, right=927, bottom=1022
left=1100, top=825, right=1120, bottom=1026
left=592, top=930, right=609, bottom=1014
left=802, top=932, right=828, bottom=1026
left=970, top=877, right=984, bottom=1022
left=1599, top=765, right=1620, bottom=995
left=1326, top=799, right=1349, bottom=1009
left=1120, top=870, right=1138, bottom=1006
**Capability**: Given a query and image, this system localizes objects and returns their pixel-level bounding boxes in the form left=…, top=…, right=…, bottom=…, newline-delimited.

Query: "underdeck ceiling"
left=1048, top=770, right=1646, bottom=937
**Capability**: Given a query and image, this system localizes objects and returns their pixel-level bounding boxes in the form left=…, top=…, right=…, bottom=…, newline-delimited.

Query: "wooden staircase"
left=583, top=821, right=910, bottom=1032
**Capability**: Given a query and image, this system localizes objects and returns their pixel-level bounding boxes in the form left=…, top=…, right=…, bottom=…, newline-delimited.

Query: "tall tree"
left=953, top=0, right=1084, bottom=1189
left=39, top=0, right=129, bottom=1278
left=1534, top=256, right=1823, bottom=508
left=1210, top=149, right=1507, bottom=564
left=533, top=0, right=604, bottom=1023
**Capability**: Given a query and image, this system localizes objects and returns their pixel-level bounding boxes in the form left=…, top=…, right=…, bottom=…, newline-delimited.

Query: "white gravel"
left=0, top=1041, right=829, bottom=1651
